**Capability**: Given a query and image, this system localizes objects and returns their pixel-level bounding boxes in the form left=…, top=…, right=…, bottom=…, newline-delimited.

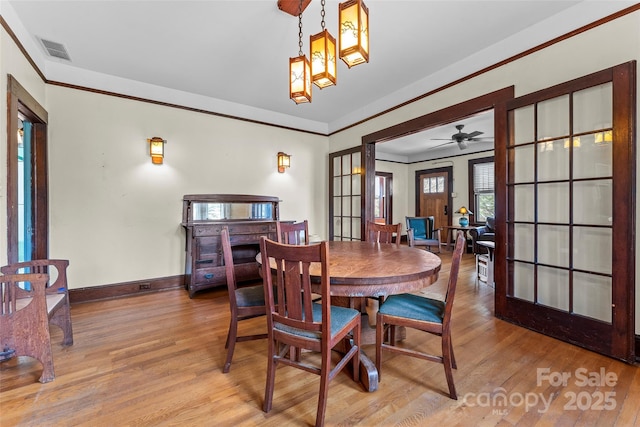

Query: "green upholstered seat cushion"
left=235, top=285, right=265, bottom=307
left=275, top=303, right=359, bottom=339
left=379, top=293, right=445, bottom=324
left=408, top=218, right=427, bottom=239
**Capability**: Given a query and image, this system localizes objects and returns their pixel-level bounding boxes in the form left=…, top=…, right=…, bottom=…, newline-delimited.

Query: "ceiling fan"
left=429, top=124, right=490, bottom=150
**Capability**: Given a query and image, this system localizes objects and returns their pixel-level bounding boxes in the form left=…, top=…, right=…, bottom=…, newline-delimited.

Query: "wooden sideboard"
left=182, top=194, right=281, bottom=298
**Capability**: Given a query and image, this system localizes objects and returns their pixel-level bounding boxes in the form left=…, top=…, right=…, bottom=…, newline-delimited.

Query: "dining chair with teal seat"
left=220, top=226, right=268, bottom=373
left=259, top=237, right=361, bottom=427
left=375, top=230, right=465, bottom=399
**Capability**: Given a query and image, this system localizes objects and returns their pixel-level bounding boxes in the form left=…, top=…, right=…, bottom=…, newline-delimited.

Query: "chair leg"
left=442, top=334, right=457, bottom=400
left=263, top=338, right=277, bottom=413
left=223, top=317, right=238, bottom=373
left=375, top=313, right=383, bottom=382
left=352, top=324, right=360, bottom=383
left=315, top=346, right=331, bottom=427
left=50, top=302, right=73, bottom=346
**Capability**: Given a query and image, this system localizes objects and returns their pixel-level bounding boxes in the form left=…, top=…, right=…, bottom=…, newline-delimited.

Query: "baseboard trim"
left=69, top=275, right=185, bottom=304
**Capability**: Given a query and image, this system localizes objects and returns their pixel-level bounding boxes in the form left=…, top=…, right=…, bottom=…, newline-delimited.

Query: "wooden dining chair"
left=375, top=231, right=465, bottom=400
left=220, top=227, right=268, bottom=373
left=259, top=237, right=361, bottom=427
left=365, top=221, right=402, bottom=247
left=276, top=220, right=309, bottom=245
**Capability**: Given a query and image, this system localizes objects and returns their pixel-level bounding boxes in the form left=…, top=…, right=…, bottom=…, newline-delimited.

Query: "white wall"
left=330, top=12, right=640, bottom=333
left=44, top=86, right=328, bottom=287
left=0, top=26, right=48, bottom=267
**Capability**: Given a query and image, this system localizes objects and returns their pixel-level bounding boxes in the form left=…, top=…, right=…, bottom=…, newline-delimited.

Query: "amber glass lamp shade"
left=338, top=0, right=369, bottom=68
left=310, top=29, right=337, bottom=88
left=148, top=137, right=165, bottom=165
left=289, top=55, right=312, bottom=104
left=277, top=152, right=291, bottom=173
left=455, top=206, right=473, bottom=227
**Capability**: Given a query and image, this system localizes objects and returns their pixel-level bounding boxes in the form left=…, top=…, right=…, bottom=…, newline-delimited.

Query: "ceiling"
left=3, top=1, right=634, bottom=138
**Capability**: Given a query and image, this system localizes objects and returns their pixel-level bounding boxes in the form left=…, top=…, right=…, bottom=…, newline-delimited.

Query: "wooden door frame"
left=361, top=87, right=514, bottom=234
left=374, top=171, right=393, bottom=224
left=7, top=75, right=49, bottom=263
left=414, top=166, right=453, bottom=226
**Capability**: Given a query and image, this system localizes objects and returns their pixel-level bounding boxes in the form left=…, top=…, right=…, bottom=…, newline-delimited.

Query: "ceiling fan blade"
left=466, top=131, right=483, bottom=139
left=430, top=138, right=454, bottom=141
left=428, top=141, right=454, bottom=150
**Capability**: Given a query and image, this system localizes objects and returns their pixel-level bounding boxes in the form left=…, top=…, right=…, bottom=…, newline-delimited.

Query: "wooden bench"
left=0, top=259, right=73, bottom=383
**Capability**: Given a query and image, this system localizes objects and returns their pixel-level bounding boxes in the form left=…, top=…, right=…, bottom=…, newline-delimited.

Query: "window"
left=423, top=176, right=445, bottom=194
left=469, top=157, right=494, bottom=224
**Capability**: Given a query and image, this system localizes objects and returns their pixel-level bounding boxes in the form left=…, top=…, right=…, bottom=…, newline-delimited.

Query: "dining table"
left=259, top=240, right=442, bottom=392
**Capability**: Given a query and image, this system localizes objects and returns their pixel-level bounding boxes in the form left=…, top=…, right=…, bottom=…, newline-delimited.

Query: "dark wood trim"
left=69, top=275, right=185, bottom=304
left=4, top=5, right=639, bottom=139
left=0, top=16, right=47, bottom=83
left=611, top=61, right=636, bottom=360
left=47, top=81, right=326, bottom=137
left=362, top=87, right=515, bottom=145
left=467, top=156, right=495, bottom=226
left=497, top=297, right=613, bottom=359
left=329, top=4, right=640, bottom=136
left=7, top=75, right=49, bottom=264
left=636, top=335, right=640, bottom=362
left=32, top=122, right=49, bottom=259
left=362, top=87, right=514, bottom=234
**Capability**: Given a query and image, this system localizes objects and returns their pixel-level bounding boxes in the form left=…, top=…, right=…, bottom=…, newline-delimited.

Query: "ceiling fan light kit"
left=281, top=0, right=369, bottom=103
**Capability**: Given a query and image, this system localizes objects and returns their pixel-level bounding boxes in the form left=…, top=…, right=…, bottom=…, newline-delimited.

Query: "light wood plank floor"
left=1, top=252, right=638, bottom=426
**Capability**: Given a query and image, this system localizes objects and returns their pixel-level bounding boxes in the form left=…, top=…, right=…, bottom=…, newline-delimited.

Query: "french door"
left=496, top=62, right=636, bottom=361
left=329, top=146, right=364, bottom=241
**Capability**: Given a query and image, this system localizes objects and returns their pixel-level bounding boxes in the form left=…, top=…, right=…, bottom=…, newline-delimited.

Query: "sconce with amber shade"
left=455, top=206, right=473, bottom=227
left=148, top=137, right=166, bottom=165
left=277, top=152, right=291, bottom=173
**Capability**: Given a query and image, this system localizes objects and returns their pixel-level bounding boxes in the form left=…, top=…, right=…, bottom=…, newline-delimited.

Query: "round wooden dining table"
left=260, top=240, right=442, bottom=392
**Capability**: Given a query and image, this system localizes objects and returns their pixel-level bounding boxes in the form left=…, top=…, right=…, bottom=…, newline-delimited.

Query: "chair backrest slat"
left=260, top=237, right=328, bottom=334
left=277, top=220, right=309, bottom=245
left=365, top=222, right=402, bottom=247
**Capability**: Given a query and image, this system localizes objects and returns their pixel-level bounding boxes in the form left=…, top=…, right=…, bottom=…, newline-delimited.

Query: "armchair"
left=469, top=217, right=495, bottom=254
left=405, top=216, right=442, bottom=253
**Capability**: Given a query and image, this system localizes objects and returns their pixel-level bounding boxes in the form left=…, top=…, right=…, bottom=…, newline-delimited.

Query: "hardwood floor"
left=1, top=252, right=638, bottom=426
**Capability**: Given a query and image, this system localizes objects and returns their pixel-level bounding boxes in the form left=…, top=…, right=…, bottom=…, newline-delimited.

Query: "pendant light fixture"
left=289, top=0, right=312, bottom=104
left=310, top=0, right=337, bottom=89
left=338, top=0, right=369, bottom=68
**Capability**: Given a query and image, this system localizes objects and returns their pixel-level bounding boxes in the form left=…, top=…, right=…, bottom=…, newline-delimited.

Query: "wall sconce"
left=277, top=152, right=291, bottom=173
left=595, top=130, right=613, bottom=144
left=148, top=137, right=166, bottom=164
left=455, top=206, right=473, bottom=227
left=563, top=136, right=581, bottom=149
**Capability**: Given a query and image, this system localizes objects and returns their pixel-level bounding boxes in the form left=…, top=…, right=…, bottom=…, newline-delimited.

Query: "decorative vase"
left=459, top=217, right=469, bottom=227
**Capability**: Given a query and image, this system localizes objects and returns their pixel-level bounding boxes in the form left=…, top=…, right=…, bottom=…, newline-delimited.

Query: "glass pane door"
left=329, top=147, right=363, bottom=241
left=500, top=63, right=635, bottom=361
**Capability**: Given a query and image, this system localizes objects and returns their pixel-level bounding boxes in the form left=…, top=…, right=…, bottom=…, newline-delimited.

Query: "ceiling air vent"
left=39, top=38, right=71, bottom=61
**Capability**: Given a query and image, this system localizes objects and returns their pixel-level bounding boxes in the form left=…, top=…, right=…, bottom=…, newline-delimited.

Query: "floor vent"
left=39, top=38, right=71, bottom=61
